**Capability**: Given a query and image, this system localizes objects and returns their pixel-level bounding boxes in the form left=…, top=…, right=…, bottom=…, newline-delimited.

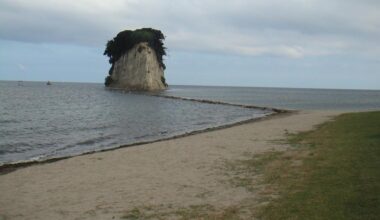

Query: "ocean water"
left=0, top=81, right=269, bottom=165
left=161, top=85, right=380, bottom=111
left=1, top=82, right=379, bottom=165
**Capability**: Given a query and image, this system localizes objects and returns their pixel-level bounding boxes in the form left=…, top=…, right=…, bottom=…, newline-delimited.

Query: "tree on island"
left=103, top=28, right=167, bottom=86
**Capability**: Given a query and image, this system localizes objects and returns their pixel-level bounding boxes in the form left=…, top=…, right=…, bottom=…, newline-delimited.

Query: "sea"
left=1, top=81, right=380, bottom=165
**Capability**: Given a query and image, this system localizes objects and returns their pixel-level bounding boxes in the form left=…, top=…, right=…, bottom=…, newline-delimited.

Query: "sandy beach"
left=0, top=110, right=343, bottom=219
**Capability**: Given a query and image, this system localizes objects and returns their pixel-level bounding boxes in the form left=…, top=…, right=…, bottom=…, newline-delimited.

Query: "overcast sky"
left=1, top=0, right=379, bottom=89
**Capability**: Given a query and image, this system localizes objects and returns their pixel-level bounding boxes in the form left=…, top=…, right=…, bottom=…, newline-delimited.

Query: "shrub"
left=161, top=76, right=168, bottom=87
left=104, top=28, right=166, bottom=71
left=104, top=75, right=113, bottom=86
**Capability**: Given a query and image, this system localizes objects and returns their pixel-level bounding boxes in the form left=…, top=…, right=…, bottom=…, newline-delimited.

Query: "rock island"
left=104, top=28, right=168, bottom=91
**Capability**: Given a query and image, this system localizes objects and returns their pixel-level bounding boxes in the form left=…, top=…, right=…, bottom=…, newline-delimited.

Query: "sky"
left=0, top=0, right=379, bottom=90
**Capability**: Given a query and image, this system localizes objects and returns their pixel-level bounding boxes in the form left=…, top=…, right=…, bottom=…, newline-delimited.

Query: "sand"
left=0, top=110, right=343, bottom=219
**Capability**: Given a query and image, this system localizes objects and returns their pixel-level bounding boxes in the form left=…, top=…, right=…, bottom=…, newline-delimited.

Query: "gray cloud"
left=1, top=0, right=379, bottom=58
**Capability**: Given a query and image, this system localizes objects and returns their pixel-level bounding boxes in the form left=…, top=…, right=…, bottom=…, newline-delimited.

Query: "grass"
left=223, top=151, right=283, bottom=192
left=121, top=207, right=143, bottom=220
left=123, top=111, right=380, bottom=219
left=120, top=204, right=242, bottom=220
left=257, top=111, right=380, bottom=219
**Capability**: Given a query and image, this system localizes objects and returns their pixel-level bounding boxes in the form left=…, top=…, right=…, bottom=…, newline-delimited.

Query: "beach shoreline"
left=0, top=110, right=345, bottom=219
left=0, top=109, right=291, bottom=175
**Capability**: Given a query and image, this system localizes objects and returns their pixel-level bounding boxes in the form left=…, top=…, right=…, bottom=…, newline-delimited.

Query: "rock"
left=107, top=42, right=167, bottom=91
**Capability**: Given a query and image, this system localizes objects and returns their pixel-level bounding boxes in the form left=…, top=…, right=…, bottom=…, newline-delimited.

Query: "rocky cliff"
left=104, top=28, right=167, bottom=91
left=107, top=42, right=166, bottom=91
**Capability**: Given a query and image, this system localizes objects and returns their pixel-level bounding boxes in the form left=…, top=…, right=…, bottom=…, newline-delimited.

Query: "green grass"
left=223, top=151, right=283, bottom=192
left=120, top=204, right=242, bottom=220
left=258, top=111, right=380, bottom=220
left=122, top=112, right=380, bottom=219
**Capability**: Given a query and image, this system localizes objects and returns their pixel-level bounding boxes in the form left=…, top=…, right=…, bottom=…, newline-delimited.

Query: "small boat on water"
left=47, top=81, right=52, bottom=85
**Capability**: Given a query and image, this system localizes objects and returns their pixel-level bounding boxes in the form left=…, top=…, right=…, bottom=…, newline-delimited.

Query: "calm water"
left=0, top=81, right=269, bottom=165
left=1, top=82, right=379, bottom=165
left=161, top=85, right=380, bottom=110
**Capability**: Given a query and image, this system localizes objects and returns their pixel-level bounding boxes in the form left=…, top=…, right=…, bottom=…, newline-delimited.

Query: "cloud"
left=0, top=0, right=379, bottom=58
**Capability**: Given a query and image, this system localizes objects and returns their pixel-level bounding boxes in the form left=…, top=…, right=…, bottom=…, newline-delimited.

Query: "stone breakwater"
left=147, top=93, right=291, bottom=113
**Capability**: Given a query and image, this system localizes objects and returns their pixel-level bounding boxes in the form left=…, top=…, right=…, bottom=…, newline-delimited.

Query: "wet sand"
left=0, top=110, right=343, bottom=219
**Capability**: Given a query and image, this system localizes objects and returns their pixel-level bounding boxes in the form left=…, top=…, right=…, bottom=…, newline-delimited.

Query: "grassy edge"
left=256, top=111, right=380, bottom=219
left=119, top=111, right=380, bottom=219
